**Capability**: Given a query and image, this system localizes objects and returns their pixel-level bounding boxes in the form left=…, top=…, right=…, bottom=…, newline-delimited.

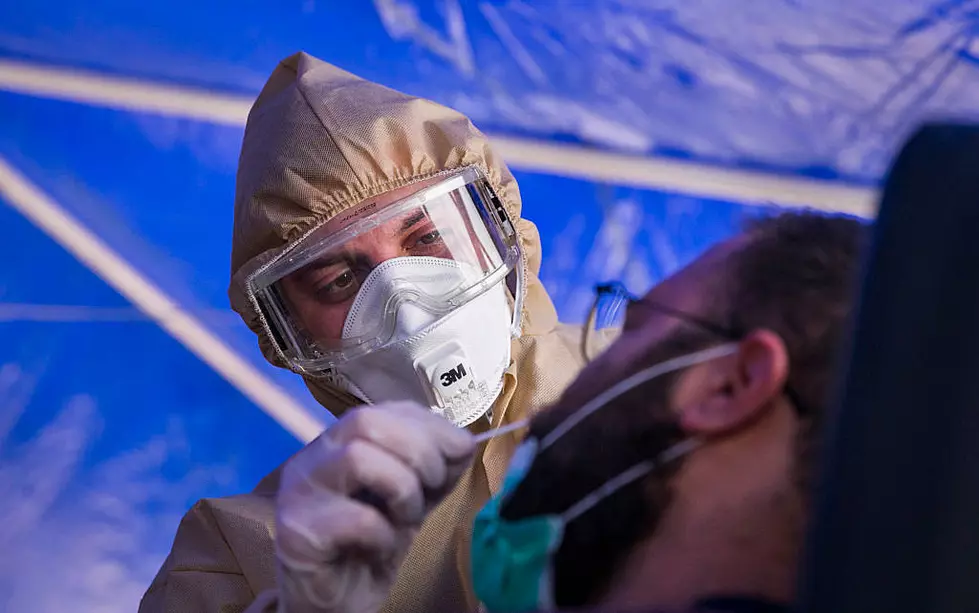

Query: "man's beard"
left=500, top=332, right=709, bottom=607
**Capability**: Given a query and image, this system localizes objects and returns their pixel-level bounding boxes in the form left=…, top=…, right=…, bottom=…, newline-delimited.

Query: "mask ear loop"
left=561, top=438, right=701, bottom=524
left=472, top=344, right=739, bottom=447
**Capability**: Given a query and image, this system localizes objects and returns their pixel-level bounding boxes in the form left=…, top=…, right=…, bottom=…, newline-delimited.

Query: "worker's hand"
left=274, top=401, right=476, bottom=613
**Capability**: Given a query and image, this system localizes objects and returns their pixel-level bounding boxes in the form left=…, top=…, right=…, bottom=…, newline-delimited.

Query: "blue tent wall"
left=3, top=1, right=977, bottom=181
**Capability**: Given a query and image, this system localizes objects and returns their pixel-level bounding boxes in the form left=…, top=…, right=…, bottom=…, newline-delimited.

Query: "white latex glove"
left=274, top=401, right=476, bottom=613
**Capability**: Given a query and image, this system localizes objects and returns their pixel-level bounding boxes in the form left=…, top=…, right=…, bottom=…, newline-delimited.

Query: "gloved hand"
left=274, top=401, right=476, bottom=613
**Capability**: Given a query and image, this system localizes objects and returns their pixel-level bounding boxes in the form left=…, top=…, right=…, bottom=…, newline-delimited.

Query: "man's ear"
left=676, top=330, right=790, bottom=436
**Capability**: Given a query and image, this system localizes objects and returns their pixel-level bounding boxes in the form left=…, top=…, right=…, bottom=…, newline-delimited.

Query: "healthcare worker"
left=140, top=52, right=590, bottom=613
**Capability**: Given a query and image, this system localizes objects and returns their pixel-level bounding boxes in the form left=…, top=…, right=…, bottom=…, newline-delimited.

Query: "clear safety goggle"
left=247, top=166, right=523, bottom=372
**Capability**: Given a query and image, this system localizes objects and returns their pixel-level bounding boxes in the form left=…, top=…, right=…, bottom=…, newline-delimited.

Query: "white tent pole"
left=0, top=155, right=329, bottom=443
left=0, top=58, right=877, bottom=217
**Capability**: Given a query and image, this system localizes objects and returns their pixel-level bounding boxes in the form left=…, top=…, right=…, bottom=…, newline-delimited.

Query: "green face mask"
left=470, top=344, right=738, bottom=613
left=472, top=439, right=565, bottom=613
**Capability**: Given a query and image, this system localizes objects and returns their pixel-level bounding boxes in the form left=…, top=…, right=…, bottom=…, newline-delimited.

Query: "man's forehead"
left=643, top=235, right=746, bottom=308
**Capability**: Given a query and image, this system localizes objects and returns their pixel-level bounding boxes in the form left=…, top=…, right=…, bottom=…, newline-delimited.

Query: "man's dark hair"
left=728, top=211, right=868, bottom=493
left=497, top=210, right=869, bottom=608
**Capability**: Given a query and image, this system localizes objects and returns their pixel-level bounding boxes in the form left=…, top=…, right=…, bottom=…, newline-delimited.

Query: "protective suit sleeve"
left=139, top=497, right=276, bottom=613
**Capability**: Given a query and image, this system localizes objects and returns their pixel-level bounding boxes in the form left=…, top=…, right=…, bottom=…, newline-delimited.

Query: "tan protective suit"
left=140, top=52, right=589, bottom=613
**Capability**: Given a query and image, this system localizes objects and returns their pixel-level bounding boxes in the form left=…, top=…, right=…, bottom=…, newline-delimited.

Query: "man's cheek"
left=559, top=351, right=629, bottom=409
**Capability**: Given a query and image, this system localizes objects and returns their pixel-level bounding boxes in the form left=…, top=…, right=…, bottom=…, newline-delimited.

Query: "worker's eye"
left=406, top=225, right=451, bottom=258
left=313, top=267, right=362, bottom=304
left=417, top=230, right=441, bottom=245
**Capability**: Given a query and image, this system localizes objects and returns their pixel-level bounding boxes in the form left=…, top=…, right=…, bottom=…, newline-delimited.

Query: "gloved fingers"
left=383, top=401, right=476, bottom=459
left=277, top=509, right=398, bottom=613
left=279, top=551, right=393, bottom=613
left=284, top=439, right=426, bottom=526
left=326, top=403, right=474, bottom=490
left=324, top=408, right=445, bottom=491
left=277, top=490, right=401, bottom=572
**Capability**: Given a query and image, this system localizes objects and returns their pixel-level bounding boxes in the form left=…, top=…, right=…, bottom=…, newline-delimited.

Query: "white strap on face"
left=541, top=344, right=738, bottom=451
left=471, top=343, right=739, bottom=447
left=560, top=438, right=702, bottom=524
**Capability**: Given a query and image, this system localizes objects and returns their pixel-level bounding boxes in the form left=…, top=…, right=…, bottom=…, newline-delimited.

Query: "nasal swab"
left=471, top=418, right=530, bottom=444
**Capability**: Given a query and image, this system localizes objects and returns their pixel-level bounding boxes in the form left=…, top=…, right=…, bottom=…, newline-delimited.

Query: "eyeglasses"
left=581, top=281, right=810, bottom=418
left=582, top=282, right=735, bottom=361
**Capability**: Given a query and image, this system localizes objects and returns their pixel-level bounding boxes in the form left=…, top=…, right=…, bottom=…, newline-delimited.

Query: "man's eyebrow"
left=400, top=210, right=428, bottom=232
left=294, top=254, right=346, bottom=279
left=290, top=212, right=428, bottom=281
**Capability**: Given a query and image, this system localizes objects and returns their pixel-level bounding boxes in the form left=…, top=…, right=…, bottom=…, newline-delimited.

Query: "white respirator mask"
left=333, top=256, right=512, bottom=426
left=246, top=167, right=524, bottom=427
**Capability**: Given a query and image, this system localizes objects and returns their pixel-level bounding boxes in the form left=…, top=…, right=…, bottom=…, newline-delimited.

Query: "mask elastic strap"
left=471, top=343, right=738, bottom=447
left=541, top=344, right=738, bottom=451
left=561, top=438, right=701, bottom=524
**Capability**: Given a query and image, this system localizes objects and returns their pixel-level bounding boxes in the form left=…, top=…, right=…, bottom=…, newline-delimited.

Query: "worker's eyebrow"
left=290, top=254, right=347, bottom=282
left=289, top=210, right=431, bottom=283
left=399, top=210, right=427, bottom=232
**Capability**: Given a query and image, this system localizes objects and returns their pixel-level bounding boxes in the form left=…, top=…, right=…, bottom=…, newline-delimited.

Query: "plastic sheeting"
left=3, top=1, right=978, bottom=181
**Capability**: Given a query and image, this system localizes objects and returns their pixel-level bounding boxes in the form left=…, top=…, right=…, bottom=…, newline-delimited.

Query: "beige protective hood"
left=228, top=51, right=559, bottom=416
